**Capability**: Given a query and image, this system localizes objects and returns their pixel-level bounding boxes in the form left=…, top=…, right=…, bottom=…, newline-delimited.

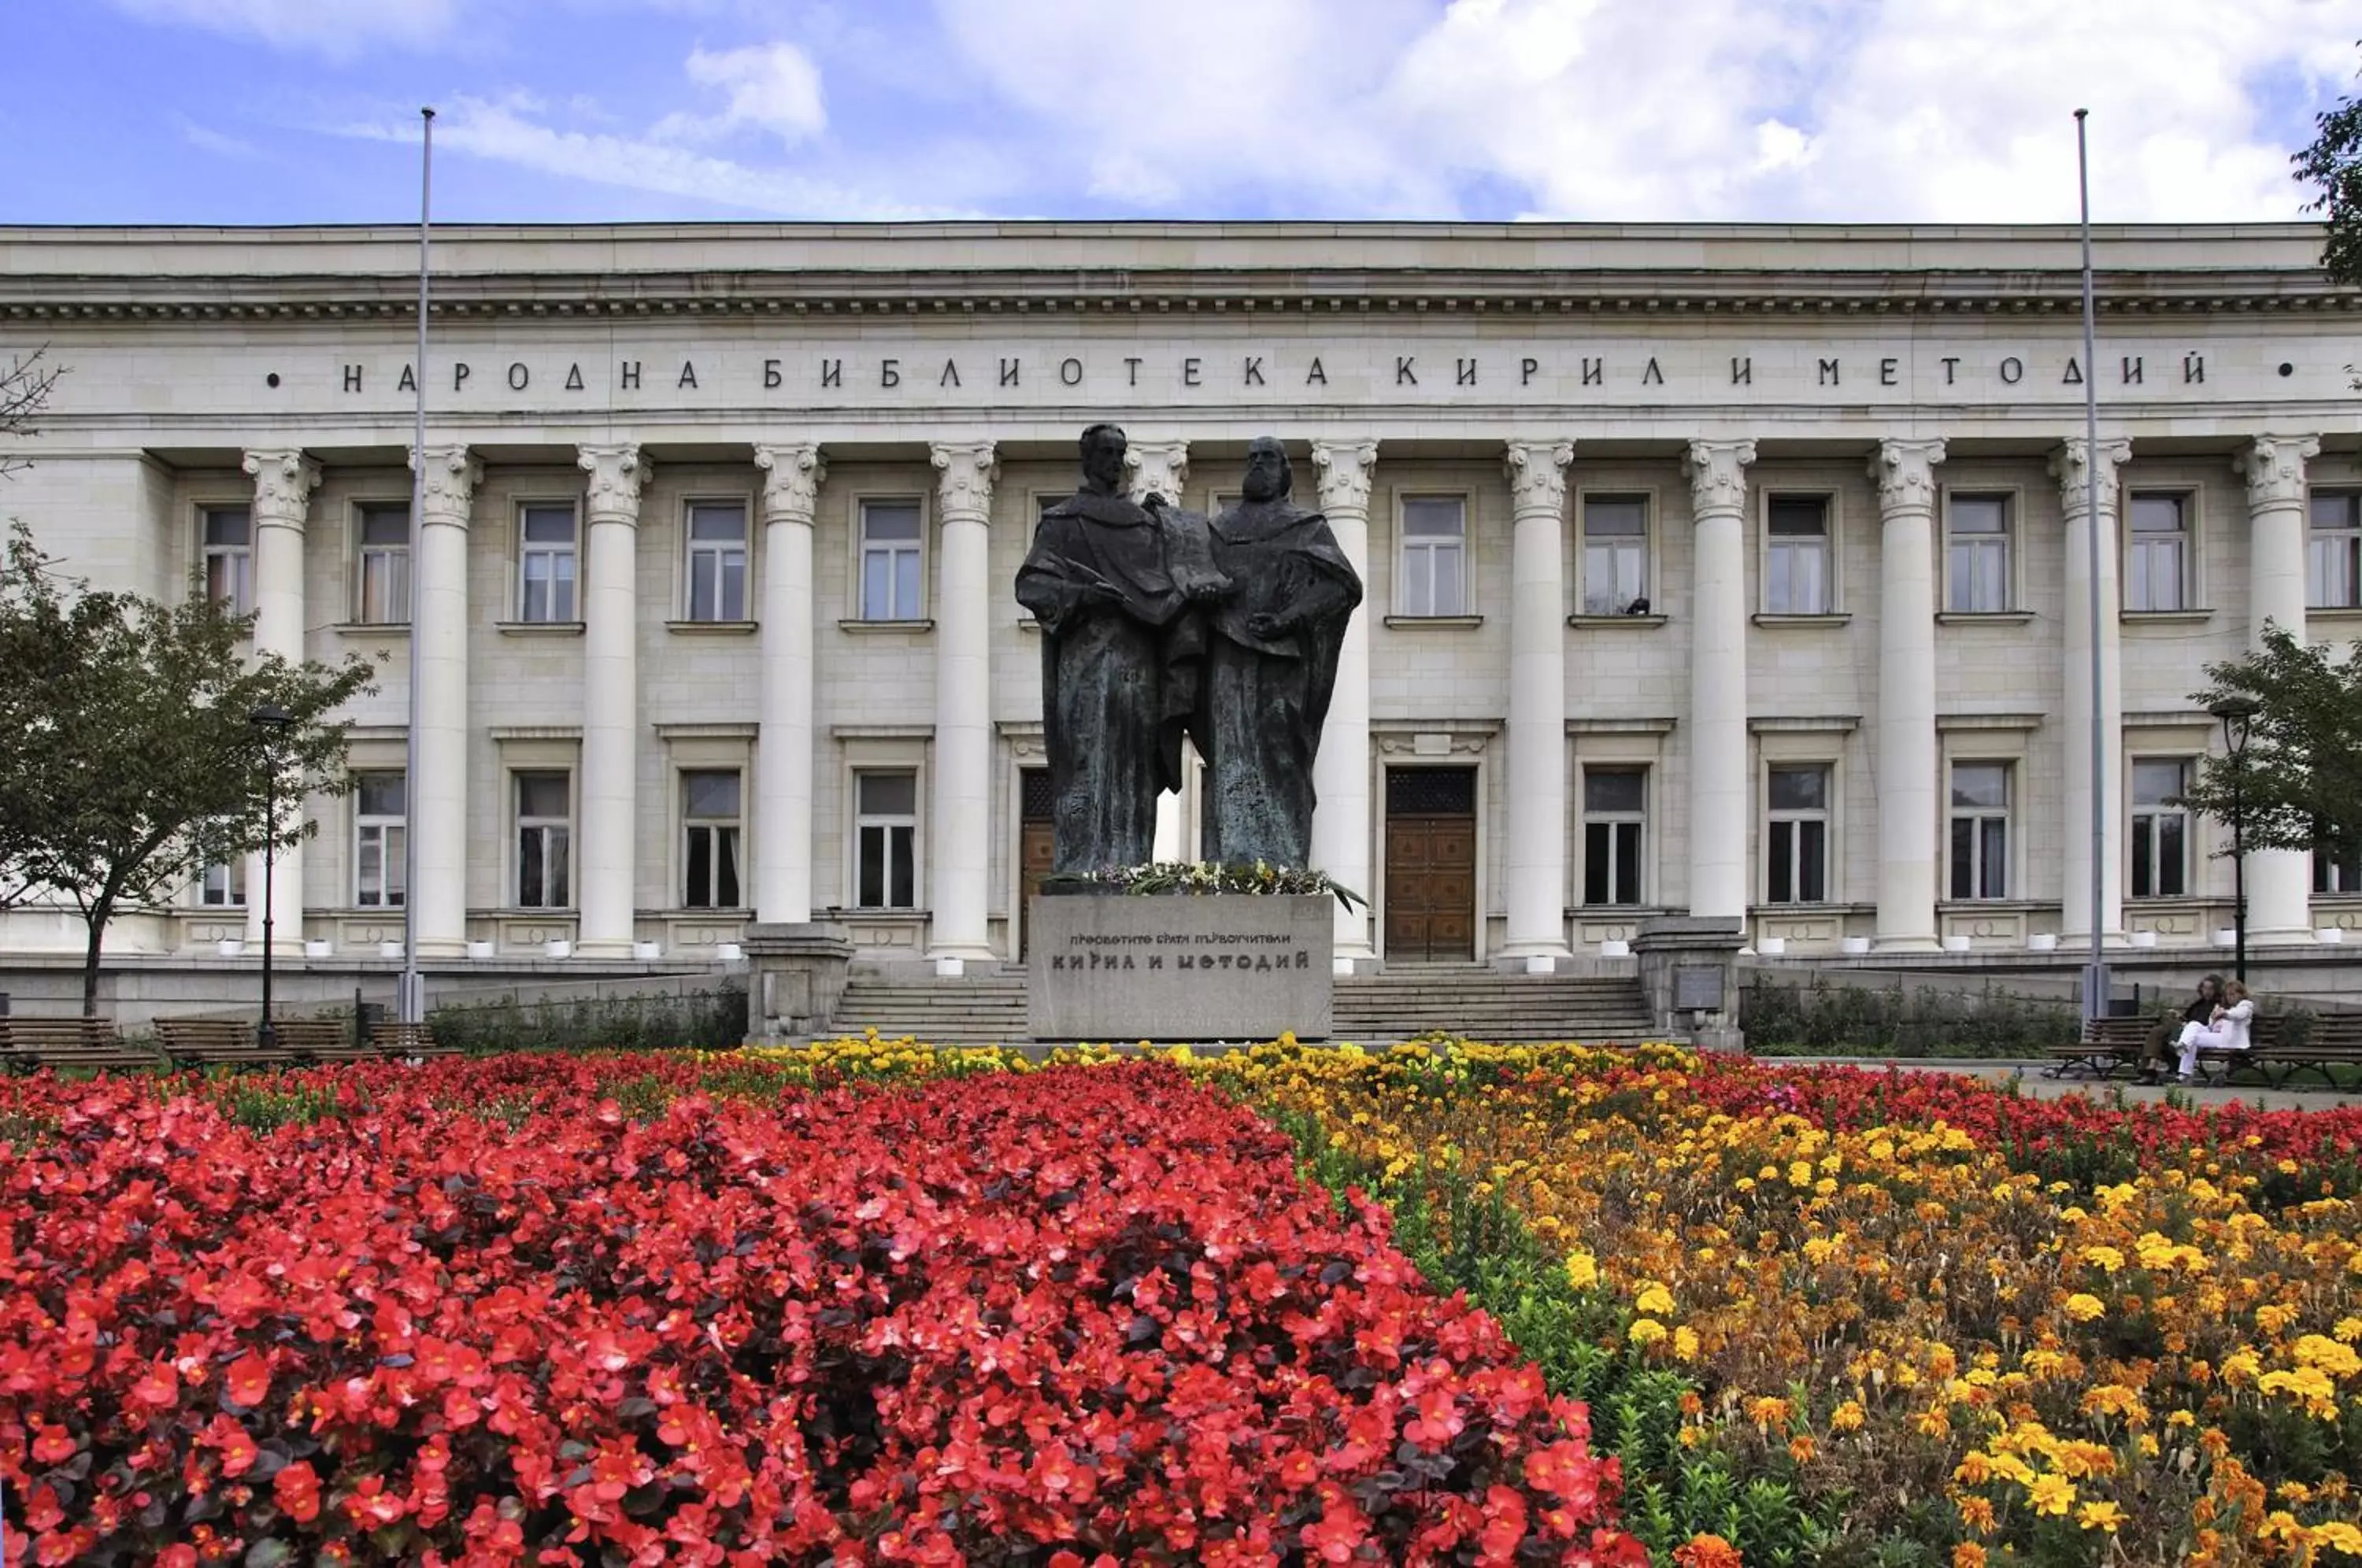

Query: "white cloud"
left=660, top=41, right=827, bottom=143
left=110, top=0, right=457, bottom=55
left=174, top=116, right=262, bottom=160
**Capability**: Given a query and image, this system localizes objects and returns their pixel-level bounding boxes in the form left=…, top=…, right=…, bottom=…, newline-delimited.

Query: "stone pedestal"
left=1633, top=915, right=1746, bottom=1052
left=1027, top=893, right=1333, bottom=1041
left=742, top=923, right=854, bottom=1041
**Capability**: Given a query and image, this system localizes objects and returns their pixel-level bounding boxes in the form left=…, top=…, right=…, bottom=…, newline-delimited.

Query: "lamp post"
left=2211, top=694, right=2260, bottom=984
left=250, top=702, right=294, bottom=1053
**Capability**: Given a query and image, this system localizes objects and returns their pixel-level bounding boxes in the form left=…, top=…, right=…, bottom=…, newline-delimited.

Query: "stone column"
left=1871, top=438, right=1946, bottom=951
left=1501, top=438, right=1574, bottom=966
left=2050, top=437, right=2131, bottom=945
left=242, top=448, right=319, bottom=952
left=753, top=442, right=825, bottom=925
left=1681, top=439, right=1757, bottom=923
left=2237, top=434, right=2322, bottom=944
left=576, top=443, right=650, bottom=957
left=929, top=440, right=998, bottom=967
left=410, top=446, right=479, bottom=956
left=1125, top=439, right=1192, bottom=862
left=1311, top=438, right=1379, bottom=967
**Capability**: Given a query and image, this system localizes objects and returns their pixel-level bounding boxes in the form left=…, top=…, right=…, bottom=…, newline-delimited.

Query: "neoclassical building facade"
left=2, top=221, right=2359, bottom=981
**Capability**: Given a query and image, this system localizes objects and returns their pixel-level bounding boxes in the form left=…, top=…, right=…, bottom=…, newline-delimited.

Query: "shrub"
left=1740, top=976, right=2079, bottom=1057
left=424, top=983, right=746, bottom=1055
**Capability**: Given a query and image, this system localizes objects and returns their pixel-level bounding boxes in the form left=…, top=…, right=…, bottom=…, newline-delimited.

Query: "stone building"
left=1, top=220, right=2358, bottom=1008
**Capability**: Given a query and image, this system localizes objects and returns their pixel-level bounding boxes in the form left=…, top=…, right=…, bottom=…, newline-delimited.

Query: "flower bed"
left=0, top=1056, right=1637, bottom=1565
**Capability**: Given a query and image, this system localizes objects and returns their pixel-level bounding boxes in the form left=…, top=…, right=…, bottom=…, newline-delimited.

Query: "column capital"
left=578, top=443, right=651, bottom=526
left=1123, top=439, right=1190, bottom=506
left=2047, top=437, right=2131, bottom=520
left=930, top=439, right=998, bottom=523
left=1502, top=438, right=1573, bottom=517
left=1869, top=438, right=1947, bottom=513
left=2236, top=434, right=2321, bottom=512
left=1309, top=438, right=1379, bottom=515
left=242, top=448, right=320, bottom=531
left=1682, top=438, right=1757, bottom=517
left=410, top=445, right=481, bottom=528
left=753, top=442, right=827, bottom=523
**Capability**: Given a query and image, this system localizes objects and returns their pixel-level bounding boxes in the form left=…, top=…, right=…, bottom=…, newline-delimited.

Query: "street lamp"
left=250, top=702, right=294, bottom=1053
left=2211, top=694, right=2260, bottom=984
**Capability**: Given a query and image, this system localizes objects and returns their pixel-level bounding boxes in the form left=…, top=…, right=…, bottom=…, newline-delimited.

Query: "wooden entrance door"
left=1384, top=767, right=1477, bottom=961
left=1018, top=767, right=1055, bottom=957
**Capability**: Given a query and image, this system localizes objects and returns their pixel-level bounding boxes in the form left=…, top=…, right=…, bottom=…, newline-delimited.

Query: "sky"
left=4, top=0, right=2358, bottom=227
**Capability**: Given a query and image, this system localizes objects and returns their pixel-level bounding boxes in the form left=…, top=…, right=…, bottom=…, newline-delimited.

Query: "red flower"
left=274, top=1459, right=322, bottom=1523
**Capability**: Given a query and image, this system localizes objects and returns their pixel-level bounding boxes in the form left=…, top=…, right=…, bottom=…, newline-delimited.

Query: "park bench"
left=0, top=1016, right=161, bottom=1074
left=368, top=1020, right=458, bottom=1059
left=2043, top=1015, right=2151, bottom=1080
left=268, top=1014, right=376, bottom=1064
left=2193, top=1011, right=2362, bottom=1089
left=154, top=1017, right=296, bottom=1072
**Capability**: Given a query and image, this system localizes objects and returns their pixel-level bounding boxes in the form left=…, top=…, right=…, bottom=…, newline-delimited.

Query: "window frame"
left=679, top=767, right=746, bottom=910
left=2123, top=489, right=2196, bottom=613
left=512, top=768, right=575, bottom=911
left=1763, top=760, right=1834, bottom=905
left=2127, top=755, right=2194, bottom=900
left=352, top=768, right=408, bottom=908
left=681, top=497, right=753, bottom=624
left=852, top=493, right=929, bottom=623
left=1395, top=492, right=1472, bottom=619
left=1579, top=764, right=1649, bottom=907
left=2309, top=489, right=2362, bottom=611
left=351, top=498, right=413, bottom=626
left=1575, top=490, right=1653, bottom=618
left=1946, top=760, right=2012, bottom=901
left=1942, top=489, right=2016, bottom=615
left=1760, top=491, right=1838, bottom=616
left=198, top=502, right=254, bottom=615
left=514, top=500, right=582, bottom=625
left=198, top=852, right=246, bottom=908
left=850, top=767, right=921, bottom=911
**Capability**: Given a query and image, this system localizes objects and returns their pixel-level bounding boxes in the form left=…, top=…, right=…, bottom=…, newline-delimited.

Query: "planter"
left=1840, top=935, right=1871, bottom=955
left=379, top=941, right=405, bottom=959
left=303, top=939, right=333, bottom=958
left=2028, top=933, right=2059, bottom=952
left=544, top=939, right=573, bottom=960
left=466, top=940, right=496, bottom=960
left=1757, top=936, right=1786, bottom=956
left=1027, top=893, right=1332, bottom=1041
left=216, top=938, right=245, bottom=958
left=2128, top=930, right=2159, bottom=949
left=631, top=941, right=663, bottom=960
left=1942, top=935, right=1971, bottom=953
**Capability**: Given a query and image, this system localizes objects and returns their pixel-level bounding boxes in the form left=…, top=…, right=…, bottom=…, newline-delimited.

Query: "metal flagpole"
left=399, top=107, right=435, bottom=1026
left=2075, top=108, right=2108, bottom=1026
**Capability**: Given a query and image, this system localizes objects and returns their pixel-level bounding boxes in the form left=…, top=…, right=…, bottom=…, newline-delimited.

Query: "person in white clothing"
left=2175, top=980, right=2255, bottom=1082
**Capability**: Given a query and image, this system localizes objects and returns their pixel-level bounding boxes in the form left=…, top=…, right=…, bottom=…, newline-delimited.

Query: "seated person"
left=2137, top=974, right=2221, bottom=1085
left=2173, top=979, right=2255, bottom=1083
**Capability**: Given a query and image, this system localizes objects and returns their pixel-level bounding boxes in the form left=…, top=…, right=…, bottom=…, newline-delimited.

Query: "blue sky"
left=6, top=0, right=2357, bottom=226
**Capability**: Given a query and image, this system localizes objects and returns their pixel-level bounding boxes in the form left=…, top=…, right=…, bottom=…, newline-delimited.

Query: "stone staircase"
left=828, top=966, right=1663, bottom=1045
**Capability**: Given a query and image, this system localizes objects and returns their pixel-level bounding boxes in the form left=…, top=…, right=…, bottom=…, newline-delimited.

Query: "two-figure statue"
left=1016, top=427, right=1363, bottom=875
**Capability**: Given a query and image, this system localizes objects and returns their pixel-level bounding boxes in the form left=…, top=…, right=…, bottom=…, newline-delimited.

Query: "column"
left=1501, top=438, right=1574, bottom=966
left=410, top=446, right=480, bottom=956
left=1311, top=438, right=1379, bottom=966
left=928, top=440, right=998, bottom=967
left=1871, top=438, right=1946, bottom=951
left=2050, top=437, right=2130, bottom=945
left=1681, top=439, right=1756, bottom=922
left=242, top=448, right=319, bottom=952
left=576, top=443, right=650, bottom=957
left=753, top=442, right=825, bottom=925
left=1125, top=439, right=1192, bottom=862
left=2237, top=434, right=2322, bottom=944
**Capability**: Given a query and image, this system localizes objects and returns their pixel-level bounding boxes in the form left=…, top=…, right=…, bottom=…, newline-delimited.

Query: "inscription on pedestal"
left=1028, top=894, right=1333, bottom=1041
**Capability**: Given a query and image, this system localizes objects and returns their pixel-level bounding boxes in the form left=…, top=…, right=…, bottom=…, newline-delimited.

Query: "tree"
left=2294, top=41, right=2362, bottom=287
left=2178, top=626, right=2362, bottom=866
left=0, top=523, right=375, bottom=1014
left=0, top=346, right=63, bottom=479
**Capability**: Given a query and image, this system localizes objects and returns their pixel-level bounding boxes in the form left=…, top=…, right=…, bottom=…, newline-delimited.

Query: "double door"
left=1383, top=767, right=1476, bottom=962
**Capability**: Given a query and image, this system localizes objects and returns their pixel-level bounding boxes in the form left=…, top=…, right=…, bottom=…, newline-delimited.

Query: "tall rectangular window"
left=1948, top=762, right=2009, bottom=900
left=1398, top=497, right=1468, bottom=617
left=354, top=770, right=407, bottom=908
left=200, top=856, right=245, bottom=908
left=853, top=770, right=917, bottom=909
left=202, top=505, right=253, bottom=613
left=1579, top=496, right=1649, bottom=616
left=859, top=500, right=924, bottom=621
left=1765, top=497, right=1831, bottom=614
left=2130, top=758, right=2191, bottom=898
left=2310, top=491, right=2362, bottom=609
left=1581, top=768, right=1646, bottom=905
left=684, top=502, right=748, bottom=623
left=515, top=771, right=572, bottom=908
left=1946, top=494, right=2012, bottom=612
left=681, top=770, right=742, bottom=908
left=354, top=502, right=411, bottom=624
left=518, top=505, right=579, bottom=623
left=1765, top=764, right=1830, bottom=904
left=2126, top=493, right=2190, bottom=612
left=2314, top=833, right=2362, bottom=894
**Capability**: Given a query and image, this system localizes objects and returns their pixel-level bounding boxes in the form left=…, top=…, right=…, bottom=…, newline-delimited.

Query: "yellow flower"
left=2064, top=1293, right=2106, bottom=1322
left=1674, top=1326, right=1701, bottom=1362
left=1952, top=1544, right=1987, bottom=1568
left=2081, top=1244, right=2125, bottom=1275
left=2308, top=1521, right=2362, bottom=1556
left=1831, top=1399, right=1865, bottom=1433
left=2026, top=1473, right=2077, bottom=1517
left=2078, top=1500, right=2125, bottom=1533
left=1956, top=1496, right=1997, bottom=1536
left=1635, top=1281, right=1677, bottom=1315
left=1564, top=1250, right=1599, bottom=1290
left=1629, top=1318, right=1668, bottom=1346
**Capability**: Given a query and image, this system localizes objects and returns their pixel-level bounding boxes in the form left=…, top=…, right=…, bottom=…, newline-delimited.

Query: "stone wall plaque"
left=1673, top=963, right=1723, bottom=1012
left=1027, top=893, right=1334, bottom=1041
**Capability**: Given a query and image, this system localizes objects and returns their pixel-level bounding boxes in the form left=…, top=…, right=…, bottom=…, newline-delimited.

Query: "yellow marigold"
left=2078, top=1500, right=2125, bottom=1533
left=1565, top=1250, right=1599, bottom=1290
left=1629, top=1318, right=1668, bottom=1346
left=2138, top=1434, right=2160, bottom=1457
left=1674, top=1326, right=1701, bottom=1362
left=1747, top=1396, right=1794, bottom=1430
left=2256, top=1303, right=2297, bottom=1336
left=1831, top=1399, right=1866, bottom=1433
left=2309, top=1521, right=2362, bottom=1557
left=2294, top=1333, right=2361, bottom=1380
left=2081, top=1244, right=2125, bottom=1275
left=1956, top=1496, right=1997, bottom=1535
left=1635, top=1281, right=1677, bottom=1315
left=2025, top=1474, right=2077, bottom=1518
left=1954, top=1452, right=1994, bottom=1485
left=2336, top=1317, right=2362, bottom=1344
left=2064, top=1293, right=2106, bottom=1322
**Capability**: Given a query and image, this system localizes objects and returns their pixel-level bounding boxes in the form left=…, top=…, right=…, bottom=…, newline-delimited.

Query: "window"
left=2130, top=758, right=2192, bottom=898
left=1765, top=764, right=1830, bottom=904
left=683, top=502, right=748, bottom=623
left=1946, top=494, right=2012, bottom=613
left=681, top=770, right=743, bottom=908
left=859, top=500, right=924, bottom=621
left=518, top=505, right=579, bottom=623
left=515, top=771, right=572, bottom=908
left=1765, top=497, right=1831, bottom=614
left=1580, top=496, right=1649, bottom=616
left=2310, top=491, right=2362, bottom=609
left=2126, top=493, right=2190, bottom=612
left=354, top=770, right=406, bottom=908
left=354, top=502, right=411, bottom=624
left=202, top=506, right=253, bottom=612
left=1948, top=763, right=2009, bottom=900
left=200, top=856, right=245, bottom=908
left=853, top=770, right=917, bottom=909
left=2315, top=834, right=2362, bottom=895
left=1398, top=497, right=1467, bottom=617
left=1581, top=768, right=1646, bottom=905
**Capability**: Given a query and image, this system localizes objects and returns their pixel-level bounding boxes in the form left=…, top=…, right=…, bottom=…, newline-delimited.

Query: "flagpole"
left=399, top=106, right=435, bottom=1027
left=2075, top=108, right=2108, bottom=1027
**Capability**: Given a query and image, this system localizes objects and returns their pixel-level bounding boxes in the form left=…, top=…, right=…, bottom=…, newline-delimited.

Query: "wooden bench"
left=154, top=1017, right=296, bottom=1071
left=368, top=1021, right=457, bottom=1059
left=0, top=1017, right=161, bottom=1074
left=2043, top=1015, right=2153, bottom=1080
left=271, top=1015, right=374, bottom=1064
left=2193, top=1012, right=2362, bottom=1089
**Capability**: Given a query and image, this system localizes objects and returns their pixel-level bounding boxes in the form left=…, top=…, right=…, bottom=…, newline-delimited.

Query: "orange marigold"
left=1674, top=1534, right=1745, bottom=1568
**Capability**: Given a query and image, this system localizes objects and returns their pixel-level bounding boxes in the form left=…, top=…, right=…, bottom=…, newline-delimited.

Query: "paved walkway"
left=1793, top=1056, right=2362, bottom=1112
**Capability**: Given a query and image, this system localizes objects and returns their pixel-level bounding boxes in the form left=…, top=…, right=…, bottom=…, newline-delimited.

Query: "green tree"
left=2178, top=626, right=2362, bottom=867
left=0, top=522, right=374, bottom=1015
left=2294, top=41, right=2362, bottom=287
